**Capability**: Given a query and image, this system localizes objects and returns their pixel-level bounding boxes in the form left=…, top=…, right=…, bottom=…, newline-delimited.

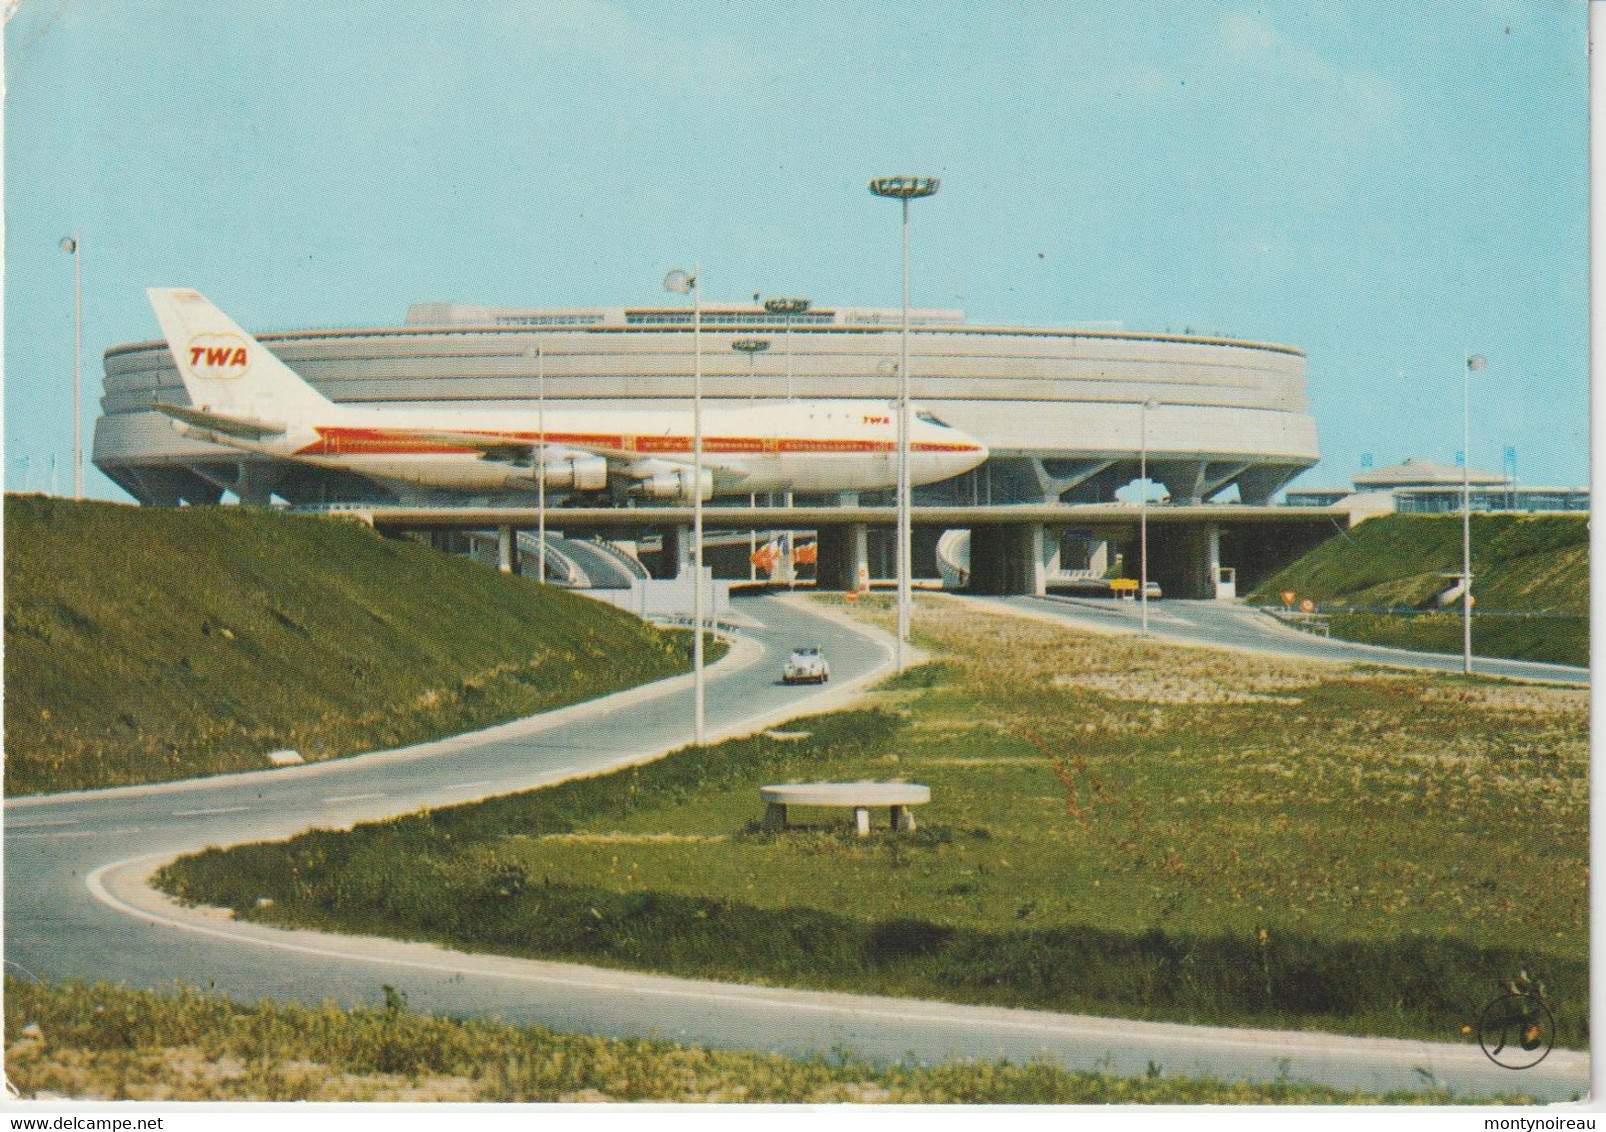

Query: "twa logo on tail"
left=185, top=333, right=251, bottom=379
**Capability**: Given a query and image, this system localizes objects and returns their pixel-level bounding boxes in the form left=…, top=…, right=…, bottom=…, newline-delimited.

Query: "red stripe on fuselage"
left=295, top=426, right=981, bottom=458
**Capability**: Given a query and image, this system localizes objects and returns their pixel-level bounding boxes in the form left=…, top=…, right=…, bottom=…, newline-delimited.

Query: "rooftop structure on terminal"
left=405, top=302, right=967, bottom=330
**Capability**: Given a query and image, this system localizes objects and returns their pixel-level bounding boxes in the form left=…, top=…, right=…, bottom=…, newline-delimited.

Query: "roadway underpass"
left=350, top=503, right=1349, bottom=600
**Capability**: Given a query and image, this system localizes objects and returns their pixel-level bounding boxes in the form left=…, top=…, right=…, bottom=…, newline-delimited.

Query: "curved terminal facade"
left=94, top=302, right=1318, bottom=508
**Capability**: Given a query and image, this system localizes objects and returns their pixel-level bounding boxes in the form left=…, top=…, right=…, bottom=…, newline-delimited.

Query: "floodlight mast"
left=1462, top=354, right=1487, bottom=675
left=664, top=267, right=705, bottom=744
left=526, top=346, right=546, bottom=585
left=869, top=177, right=939, bottom=673
left=1139, top=398, right=1159, bottom=635
left=763, top=297, right=811, bottom=400
left=59, top=235, right=82, bottom=500
left=731, top=337, right=770, bottom=375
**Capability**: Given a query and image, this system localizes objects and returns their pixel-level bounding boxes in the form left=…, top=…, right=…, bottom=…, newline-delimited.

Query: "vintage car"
left=782, top=646, right=830, bottom=684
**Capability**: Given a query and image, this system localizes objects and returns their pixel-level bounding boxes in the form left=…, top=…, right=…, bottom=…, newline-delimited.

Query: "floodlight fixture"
left=869, top=176, right=940, bottom=672
left=59, top=234, right=82, bottom=499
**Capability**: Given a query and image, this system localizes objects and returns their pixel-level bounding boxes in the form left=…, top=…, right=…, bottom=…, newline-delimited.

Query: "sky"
left=2, top=0, right=1591, bottom=499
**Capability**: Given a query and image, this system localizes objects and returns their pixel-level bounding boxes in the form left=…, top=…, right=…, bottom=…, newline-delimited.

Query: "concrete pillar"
left=1037, top=525, right=1061, bottom=594
left=1148, top=522, right=1217, bottom=599
left=968, top=523, right=1044, bottom=595
left=657, top=525, right=693, bottom=579
left=497, top=525, right=517, bottom=574
left=234, top=460, right=277, bottom=508
left=816, top=523, right=869, bottom=591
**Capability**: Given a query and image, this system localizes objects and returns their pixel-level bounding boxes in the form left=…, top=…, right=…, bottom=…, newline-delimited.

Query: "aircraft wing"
left=151, top=402, right=286, bottom=440
left=378, top=428, right=742, bottom=470
left=375, top=428, right=569, bottom=463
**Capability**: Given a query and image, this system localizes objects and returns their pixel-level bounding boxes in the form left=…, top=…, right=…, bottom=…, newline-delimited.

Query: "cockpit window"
left=915, top=410, right=951, bottom=427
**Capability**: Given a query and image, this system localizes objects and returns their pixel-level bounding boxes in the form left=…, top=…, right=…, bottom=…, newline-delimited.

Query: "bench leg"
left=763, top=802, right=788, bottom=831
left=890, top=804, right=915, bottom=832
left=854, top=806, right=870, bottom=837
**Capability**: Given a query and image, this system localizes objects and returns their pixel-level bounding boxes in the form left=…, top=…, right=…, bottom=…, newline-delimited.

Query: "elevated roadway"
left=354, top=502, right=1348, bottom=599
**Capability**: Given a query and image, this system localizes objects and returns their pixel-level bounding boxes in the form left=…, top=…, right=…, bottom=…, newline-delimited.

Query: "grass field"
left=1246, top=514, right=1588, bottom=665
left=3, top=979, right=1528, bottom=1103
left=158, top=594, right=1588, bottom=1049
left=4, top=496, right=703, bottom=794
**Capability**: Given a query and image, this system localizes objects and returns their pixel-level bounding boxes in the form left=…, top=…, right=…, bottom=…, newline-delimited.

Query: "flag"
left=1467, top=355, right=1487, bottom=370
left=663, top=269, right=696, bottom=295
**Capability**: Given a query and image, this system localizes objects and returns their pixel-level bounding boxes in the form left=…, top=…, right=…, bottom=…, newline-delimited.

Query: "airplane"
left=146, top=288, right=989, bottom=502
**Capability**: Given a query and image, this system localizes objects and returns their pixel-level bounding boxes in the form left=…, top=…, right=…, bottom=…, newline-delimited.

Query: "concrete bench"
left=760, top=781, right=931, bottom=837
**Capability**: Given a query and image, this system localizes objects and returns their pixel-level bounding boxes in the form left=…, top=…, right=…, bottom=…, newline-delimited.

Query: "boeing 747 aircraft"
left=146, top=289, right=988, bottom=502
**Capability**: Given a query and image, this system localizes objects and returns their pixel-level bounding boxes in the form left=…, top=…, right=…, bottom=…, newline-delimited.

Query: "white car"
left=783, top=646, right=830, bottom=685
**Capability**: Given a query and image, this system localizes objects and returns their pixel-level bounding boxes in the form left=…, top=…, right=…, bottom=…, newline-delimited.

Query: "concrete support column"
left=497, top=525, right=518, bottom=574
left=816, top=523, right=869, bottom=591
left=658, top=525, right=693, bottom=579
left=234, top=460, right=277, bottom=508
left=1037, top=525, right=1062, bottom=594
left=968, top=523, right=1045, bottom=595
left=1149, top=522, right=1217, bottom=599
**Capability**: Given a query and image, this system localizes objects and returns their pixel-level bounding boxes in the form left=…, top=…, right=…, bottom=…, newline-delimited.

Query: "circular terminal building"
left=94, top=301, right=1318, bottom=508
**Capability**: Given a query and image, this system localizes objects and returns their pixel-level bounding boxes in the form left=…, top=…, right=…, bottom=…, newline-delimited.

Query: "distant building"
left=1285, top=458, right=1588, bottom=516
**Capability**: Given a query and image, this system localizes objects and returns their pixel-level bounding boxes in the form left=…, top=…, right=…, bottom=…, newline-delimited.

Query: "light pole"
left=764, top=298, right=810, bottom=556
left=59, top=235, right=82, bottom=499
left=665, top=266, right=705, bottom=744
left=1462, top=354, right=1486, bottom=675
left=1139, top=397, right=1159, bottom=635
left=526, top=345, right=547, bottom=585
left=732, top=337, right=773, bottom=579
left=870, top=176, right=939, bottom=673
left=731, top=337, right=770, bottom=405
left=763, top=297, right=810, bottom=400
left=731, top=337, right=770, bottom=373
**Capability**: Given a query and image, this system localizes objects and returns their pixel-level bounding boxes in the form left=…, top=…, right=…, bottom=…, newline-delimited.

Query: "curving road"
left=3, top=592, right=1589, bottom=1101
left=1000, top=594, right=1588, bottom=686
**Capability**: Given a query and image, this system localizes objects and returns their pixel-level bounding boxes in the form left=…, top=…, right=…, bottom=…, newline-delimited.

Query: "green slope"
left=4, top=496, right=692, bottom=795
left=1246, top=514, right=1588, bottom=665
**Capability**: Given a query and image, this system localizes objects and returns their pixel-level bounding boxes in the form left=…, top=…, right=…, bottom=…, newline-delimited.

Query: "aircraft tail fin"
left=146, top=289, right=333, bottom=421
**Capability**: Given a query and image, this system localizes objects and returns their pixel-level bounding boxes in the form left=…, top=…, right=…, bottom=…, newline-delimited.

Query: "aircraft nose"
left=954, top=430, right=989, bottom=473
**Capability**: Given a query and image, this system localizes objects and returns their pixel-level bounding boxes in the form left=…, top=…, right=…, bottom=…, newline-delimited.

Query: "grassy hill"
left=1245, top=514, right=1588, bottom=666
left=4, top=496, right=693, bottom=795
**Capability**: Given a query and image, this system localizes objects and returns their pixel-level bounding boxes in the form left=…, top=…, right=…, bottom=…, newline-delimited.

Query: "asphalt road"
left=4, top=592, right=1589, bottom=1101
left=1003, top=594, right=1589, bottom=685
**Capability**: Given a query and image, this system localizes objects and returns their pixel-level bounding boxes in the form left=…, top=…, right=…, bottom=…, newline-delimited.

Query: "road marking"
left=6, top=818, right=80, bottom=829
left=7, top=829, right=96, bottom=840
left=172, top=806, right=250, bottom=817
left=437, top=780, right=494, bottom=792
left=322, top=792, right=386, bottom=804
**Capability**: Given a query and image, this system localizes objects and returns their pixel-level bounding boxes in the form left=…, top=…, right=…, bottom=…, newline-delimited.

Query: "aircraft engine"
left=629, top=467, right=713, bottom=502
left=542, top=454, right=608, bottom=491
